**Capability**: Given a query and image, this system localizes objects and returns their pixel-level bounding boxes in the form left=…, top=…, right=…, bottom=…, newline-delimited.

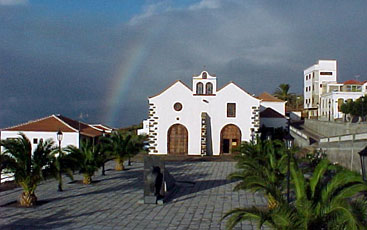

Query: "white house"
left=258, top=92, right=286, bottom=116
left=304, top=60, right=367, bottom=120
left=145, top=71, right=262, bottom=156
left=1, top=114, right=104, bottom=152
left=137, top=120, right=149, bottom=135
left=304, top=60, right=338, bottom=118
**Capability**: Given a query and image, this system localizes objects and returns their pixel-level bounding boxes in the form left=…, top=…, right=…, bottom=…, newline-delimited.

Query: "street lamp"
left=101, top=130, right=106, bottom=176
left=358, top=146, right=367, bottom=181
left=57, top=129, right=63, bottom=191
left=284, top=133, right=294, bottom=203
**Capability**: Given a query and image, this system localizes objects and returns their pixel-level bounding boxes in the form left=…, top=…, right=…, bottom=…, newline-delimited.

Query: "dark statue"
left=143, top=156, right=175, bottom=204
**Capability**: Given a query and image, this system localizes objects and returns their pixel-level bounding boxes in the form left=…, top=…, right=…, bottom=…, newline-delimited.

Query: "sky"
left=1, top=0, right=367, bottom=129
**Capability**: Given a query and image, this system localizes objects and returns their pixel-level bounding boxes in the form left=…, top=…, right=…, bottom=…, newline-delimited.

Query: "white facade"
left=147, top=71, right=261, bottom=156
left=137, top=120, right=149, bottom=135
left=304, top=60, right=337, bottom=117
left=304, top=59, right=367, bottom=120
left=260, top=101, right=285, bottom=116
left=1, top=131, right=79, bottom=152
left=320, top=91, right=366, bottom=120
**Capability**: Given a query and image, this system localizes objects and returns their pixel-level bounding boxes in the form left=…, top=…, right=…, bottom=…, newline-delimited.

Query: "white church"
left=140, top=71, right=286, bottom=156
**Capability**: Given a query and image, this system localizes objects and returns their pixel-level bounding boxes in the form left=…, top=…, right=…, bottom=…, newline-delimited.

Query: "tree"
left=0, top=150, right=13, bottom=184
left=228, top=139, right=289, bottom=209
left=340, top=96, right=367, bottom=122
left=274, top=84, right=290, bottom=101
left=65, top=140, right=99, bottom=184
left=96, top=136, right=113, bottom=176
left=110, top=132, right=132, bottom=171
left=223, top=158, right=367, bottom=229
left=0, top=133, right=53, bottom=207
left=43, top=147, right=79, bottom=191
left=126, top=133, right=146, bottom=166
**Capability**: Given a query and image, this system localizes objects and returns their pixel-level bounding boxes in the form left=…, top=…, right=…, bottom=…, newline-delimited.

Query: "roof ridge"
left=149, top=80, right=192, bottom=99
left=53, top=114, right=79, bottom=132
left=217, top=81, right=260, bottom=101
left=2, top=114, right=54, bottom=131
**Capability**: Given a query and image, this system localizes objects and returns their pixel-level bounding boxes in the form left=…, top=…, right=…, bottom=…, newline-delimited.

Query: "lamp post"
left=101, top=130, right=106, bottom=176
left=284, top=133, right=294, bottom=203
left=358, top=146, right=367, bottom=181
left=57, top=129, right=63, bottom=192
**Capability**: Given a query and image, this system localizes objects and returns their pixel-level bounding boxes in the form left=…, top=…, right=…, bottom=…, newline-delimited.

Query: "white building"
left=137, top=120, right=149, bottom=135
left=304, top=60, right=367, bottom=120
left=258, top=92, right=286, bottom=116
left=1, top=114, right=104, bottom=152
left=144, top=71, right=291, bottom=156
left=304, top=60, right=337, bottom=118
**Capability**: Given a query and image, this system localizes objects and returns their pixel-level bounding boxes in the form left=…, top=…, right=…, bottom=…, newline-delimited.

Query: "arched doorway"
left=167, top=124, right=188, bottom=155
left=220, top=124, right=241, bottom=154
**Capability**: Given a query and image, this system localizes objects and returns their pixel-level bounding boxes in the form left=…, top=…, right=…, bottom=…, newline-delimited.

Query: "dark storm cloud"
left=1, top=0, right=367, bottom=128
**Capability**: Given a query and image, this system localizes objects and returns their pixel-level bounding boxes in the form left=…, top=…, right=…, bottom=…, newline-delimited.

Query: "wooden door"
left=167, top=124, right=188, bottom=155
left=220, top=124, right=241, bottom=154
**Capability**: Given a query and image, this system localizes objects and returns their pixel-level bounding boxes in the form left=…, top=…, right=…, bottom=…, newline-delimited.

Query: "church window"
left=173, top=102, right=183, bottom=111
left=206, top=83, right=213, bottom=94
left=196, top=82, right=204, bottom=94
left=202, top=72, right=207, bottom=79
left=227, top=103, right=236, bottom=117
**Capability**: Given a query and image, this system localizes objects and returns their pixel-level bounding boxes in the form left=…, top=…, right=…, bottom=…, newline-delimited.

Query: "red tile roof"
left=257, top=92, right=285, bottom=102
left=343, top=80, right=364, bottom=85
left=3, top=114, right=103, bottom=138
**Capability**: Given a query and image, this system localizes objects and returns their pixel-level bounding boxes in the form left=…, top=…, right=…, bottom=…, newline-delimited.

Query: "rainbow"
left=104, top=20, right=166, bottom=126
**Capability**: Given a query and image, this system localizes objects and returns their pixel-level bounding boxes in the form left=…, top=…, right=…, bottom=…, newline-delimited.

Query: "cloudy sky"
left=1, top=0, right=366, bottom=128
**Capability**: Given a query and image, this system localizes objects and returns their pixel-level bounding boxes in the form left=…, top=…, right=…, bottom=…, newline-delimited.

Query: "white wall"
left=149, top=81, right=260, bottom=156
left=320, top=92, right=365, bottom=120
left=137, top=119, right=149, bottom=135
left=304, top=60, right=337, bottom=111
left=260, top=101, right=285, bottom=115
left=1, top=131, right=79, bottom=153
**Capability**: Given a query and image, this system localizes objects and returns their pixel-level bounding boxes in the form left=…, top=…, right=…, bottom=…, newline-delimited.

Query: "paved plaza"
left=0, top=161, right=267, bottom=230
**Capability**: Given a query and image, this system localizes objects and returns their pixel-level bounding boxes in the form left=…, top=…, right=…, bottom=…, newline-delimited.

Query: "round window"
left=174, top=102, right=183, bottom=111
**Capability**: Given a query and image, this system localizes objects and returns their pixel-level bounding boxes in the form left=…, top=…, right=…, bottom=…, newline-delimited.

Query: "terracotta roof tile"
left=4, top=115, right=76, bottom=132
left=3, top=114, right=103, bottom=138
left=343, top=80, right=364, bottom=85
left=257, top=92, right=284, bottom=102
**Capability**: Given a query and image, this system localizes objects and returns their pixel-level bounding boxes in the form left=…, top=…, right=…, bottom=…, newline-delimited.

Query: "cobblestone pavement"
left=0, top=161, right=267, bottom=230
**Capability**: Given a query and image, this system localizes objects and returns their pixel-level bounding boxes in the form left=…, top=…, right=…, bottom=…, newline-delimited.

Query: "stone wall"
left=305, top=119, right=367, bottom=137
left=319, top=140, right=365, bottom=173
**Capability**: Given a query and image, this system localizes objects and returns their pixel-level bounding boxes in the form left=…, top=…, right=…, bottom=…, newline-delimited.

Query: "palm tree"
left=274, top=83, right=290, bottom=101
left=0, top=133, right=53, bottom=207
left=0, top=150, right=13, bottom=184
left=110, top=132, right=132, bottom=171
left=126, top=133, right=146, bottom=166
left=96, top=136, right=112, bottom=176
left=229, top=139, right=289, bottom=208
left=223, top=158, right=367, bottom=229
left=43, top=147, right=78, bottom=191
left=65, top=140, right=99, bottom=184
